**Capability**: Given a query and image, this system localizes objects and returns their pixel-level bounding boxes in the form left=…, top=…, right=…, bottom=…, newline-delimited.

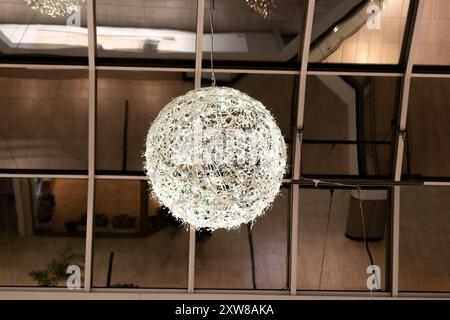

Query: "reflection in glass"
left=400, top=187, right=450, bottom=292
left=404, top=78, right=450, bottom=177
left=92, top=179, right=189, bottom=289
left=310, top=0, right=410, bottom=64
left=95, top=0, right=197, bottom=61
left=202, top=0, right=306, bottom=64
left=96, top=71, right=194, bottom=171
left=195, top=188, right=289, bottom=289
left=302, top=75, right=398, bottom=176
left=0, top=178, right=86, bottom=287
left=414, top=0, right=450, bottom=65
left=0, top=68, right=89, bottom=170
left=0, top=0, right=88, bottom=57
left=297, top=188, right=389, bottom=291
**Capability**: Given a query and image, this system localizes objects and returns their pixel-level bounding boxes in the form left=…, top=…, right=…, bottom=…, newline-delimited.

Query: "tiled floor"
left=297, top=189, right=388, bottom=291
left=1, top=184, right=450, bottom=291
left=399, top=187, right=450, bottom=292
left=0, top=196, right=85, bottom=287
left=195, top=188, right=290, bottom=290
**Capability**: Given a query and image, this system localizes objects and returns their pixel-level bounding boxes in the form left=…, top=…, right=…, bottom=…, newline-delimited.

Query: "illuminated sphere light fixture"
left=245, top=0, right=277, bottom=19
left=145, top=87, right=286, bottom=231
left=24, top=0, right=85, bottom=18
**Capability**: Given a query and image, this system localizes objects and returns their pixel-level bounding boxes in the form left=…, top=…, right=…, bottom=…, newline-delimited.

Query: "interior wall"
left=0, top=70, right=89, bottom=170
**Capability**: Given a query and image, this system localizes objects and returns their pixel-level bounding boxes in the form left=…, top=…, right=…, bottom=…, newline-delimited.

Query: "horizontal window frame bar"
left=0, top=64, right=89, bottom=70
left=307, top=70, right=404, bottom=77
left=0, top=169, right=88, bottom=176
left=200, top=68, right=299, bottom=75
left=0, top=55, right=88, bottom=66
left=0, top=174, right=88, bottom=179
left=0, top=62, right=448, bottom=79
left=96, top=57, right=195, bottom=69
left=96, top=66, right=195, bottom=73
left=200, top=60, right=300, bottom=71
left=412, top=65, right=450, bottom=75
left=308, top=63, right=405, bottom=74
left=0, top=289, right=447, bottom=299
left=302, top=139, right=391, bottom=145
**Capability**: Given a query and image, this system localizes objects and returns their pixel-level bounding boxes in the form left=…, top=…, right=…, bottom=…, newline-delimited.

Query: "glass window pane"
left=0, top=68, right=89, bottom=170
left=302, top=75, right=399, bottom=176
left=403, top=78, right=450, bottom=178
left=414, top=0, right=450, bottom=65
left=200, top=72, right=296, bottom=176
left=96, top=71, right=194, bottom=172
left=95, top=0, right=197, bottom=63
left=202, top=0, right=306, bottom=66
left=92, top=179, right=189, bottom=289
left=297, top=188, right=389, bottom=291
left=310, top=0, right=411, bottom=64
left=0, top=1, right=88, bottom=58
left=195, top=188, right=289, bottom=290
left=0, top=178, right=87, bottom=287
left=399, top=186, right=450, bottom=292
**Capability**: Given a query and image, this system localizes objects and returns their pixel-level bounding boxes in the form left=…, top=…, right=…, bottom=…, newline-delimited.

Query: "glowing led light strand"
left=24, top=0, right=85, bottom=18
left=245, top=0, right=277, bottom=19
left=145, top=87, right=286, bottom=231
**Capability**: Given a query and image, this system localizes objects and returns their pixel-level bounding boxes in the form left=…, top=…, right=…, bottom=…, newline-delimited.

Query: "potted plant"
left=64, top=220, right=79, bottom=233
left=29, top=245, right=84, bottom=287
left=77, top=212, right=109, bottom=232
left=111, top=214, right=137, bottom=233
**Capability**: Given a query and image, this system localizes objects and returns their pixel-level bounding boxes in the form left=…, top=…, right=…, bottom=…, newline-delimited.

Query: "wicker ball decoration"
left=145, top=86, right=286, bottom=231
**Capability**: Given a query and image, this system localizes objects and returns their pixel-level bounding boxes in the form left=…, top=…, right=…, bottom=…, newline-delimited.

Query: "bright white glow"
left=24, top=0, right=85, bottom=18
left=145, top=87, right=286, bottom=231
left=245, top=0, right=277, bottom=18
left=0, top=25, right=250, bottom=54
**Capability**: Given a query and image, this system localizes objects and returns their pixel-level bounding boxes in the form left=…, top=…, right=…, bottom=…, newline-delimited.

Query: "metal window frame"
left=390, top=0, right=425, bottom=297
left=1, top=0, right=450, bottom=299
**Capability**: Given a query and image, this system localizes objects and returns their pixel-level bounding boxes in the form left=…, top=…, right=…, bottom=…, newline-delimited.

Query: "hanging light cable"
left=209, top=0, right=216, bottom=87
left=144, top=0, right=286, bottom=231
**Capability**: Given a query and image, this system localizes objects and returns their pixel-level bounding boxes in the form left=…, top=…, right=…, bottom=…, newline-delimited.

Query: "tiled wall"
left=0, top=70, right=89, bottom=170
left=400, top=187, right=450, bottom=292
left=407, top=78, right=450, bottom=177
left=415, top=0, right=450, bottom=65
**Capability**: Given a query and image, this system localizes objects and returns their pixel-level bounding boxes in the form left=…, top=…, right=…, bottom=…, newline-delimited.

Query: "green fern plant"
left=29, top=245, right=84, bottom=287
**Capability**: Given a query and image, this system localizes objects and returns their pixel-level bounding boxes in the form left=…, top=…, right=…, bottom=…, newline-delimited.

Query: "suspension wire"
left=13, top=10, right=38, bottom=54
left=357, top=187, right=374, bottom=298
left=318, top=189, right=334, bottom=290
left=247, top=222, right=257, bottom=289
left=209, top=0, right=216, bottom=87
left=302, top=177, right=377, bottom=296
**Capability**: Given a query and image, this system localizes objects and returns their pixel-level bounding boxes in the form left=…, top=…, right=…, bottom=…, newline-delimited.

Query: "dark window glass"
left=96, top=71, right=194, bottom=172
left=0, top=0, right=88, bottom=58
left=95, top=0, right=197, bottom=63
left=195, top=188, right=289, bottom=289
left=0, top=178, right=87, bottom=287
left=0, top=68, right=89, bottom=170
left=310, top=0, right=411, bottom=64
left=399, top=186, right=450, bottom=292
left=297, top=188, right=389, bottom=291
left=92, top=179, right=189, bottom=289
left=302, top=75, right=399, bottom=176
left=403, top=78, right=450, bottom=178
left=202, top=0, right=306, bottom=66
